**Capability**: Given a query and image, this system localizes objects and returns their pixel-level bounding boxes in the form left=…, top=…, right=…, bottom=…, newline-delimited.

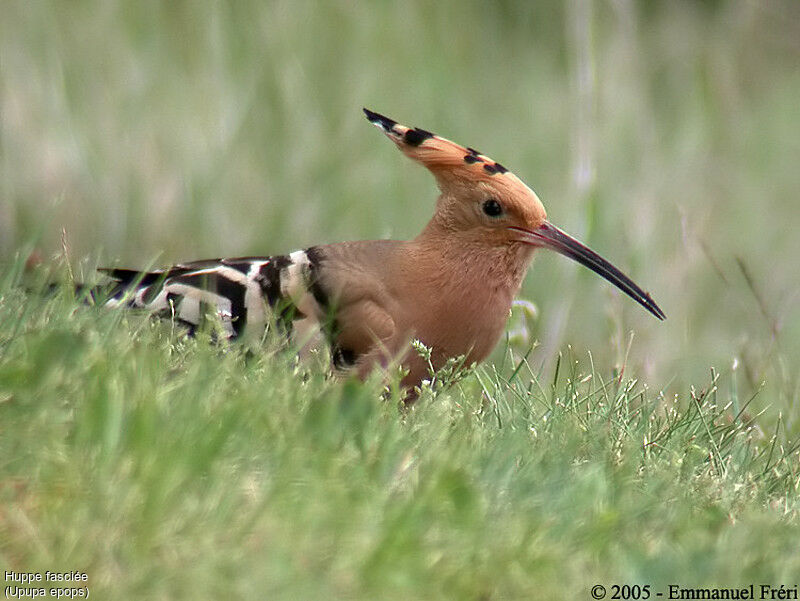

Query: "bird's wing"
left=98, top=244, right=399, bottom=371
left=294, top=243, right=399, bottom=370
left=100, top=253, right=310, bottom=337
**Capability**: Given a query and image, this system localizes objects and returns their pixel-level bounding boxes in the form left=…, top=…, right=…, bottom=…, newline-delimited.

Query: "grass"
left=1, top=268, right=798, bottom=599
left=2, top=0, right=800, bottom=597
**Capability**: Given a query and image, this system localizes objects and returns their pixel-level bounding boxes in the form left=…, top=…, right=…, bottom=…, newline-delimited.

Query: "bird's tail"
left=37, top=266, right=202, bottom=331
left=96, top=265, right=217, bottom=335
left=31, top=252, right=324, bottom=341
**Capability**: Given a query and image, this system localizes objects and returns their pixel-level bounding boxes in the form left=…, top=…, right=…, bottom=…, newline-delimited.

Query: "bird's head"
left=364, top=108, right=665, bottom=320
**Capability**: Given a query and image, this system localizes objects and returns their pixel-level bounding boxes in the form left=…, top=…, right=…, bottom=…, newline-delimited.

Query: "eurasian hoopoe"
left=99, top=108, right=665, bottom=391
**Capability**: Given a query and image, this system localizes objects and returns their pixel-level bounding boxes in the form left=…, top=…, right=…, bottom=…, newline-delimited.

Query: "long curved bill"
left=510, top=222, right=666, bottom=320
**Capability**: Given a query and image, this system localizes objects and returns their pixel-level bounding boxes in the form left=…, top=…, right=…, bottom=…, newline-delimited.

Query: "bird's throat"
left=411, top=228, right=535, bottom=301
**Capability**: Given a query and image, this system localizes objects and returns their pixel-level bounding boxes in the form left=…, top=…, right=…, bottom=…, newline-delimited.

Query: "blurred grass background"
left=3, top=2, right=800, bottom=597
left=1, top=1, right=799, bottom=417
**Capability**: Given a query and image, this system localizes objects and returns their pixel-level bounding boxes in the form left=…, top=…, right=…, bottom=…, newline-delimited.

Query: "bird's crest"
left=363, top=108, right=524, bottom=189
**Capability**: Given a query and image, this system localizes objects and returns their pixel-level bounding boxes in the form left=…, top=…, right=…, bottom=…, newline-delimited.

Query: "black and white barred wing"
left=100, top=250, right=326, bottom=338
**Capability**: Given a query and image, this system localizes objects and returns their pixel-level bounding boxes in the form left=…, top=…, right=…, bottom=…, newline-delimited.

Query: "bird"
left=96, top=108, right=665, bottom=394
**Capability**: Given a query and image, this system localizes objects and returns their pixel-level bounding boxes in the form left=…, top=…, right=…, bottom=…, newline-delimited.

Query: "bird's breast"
left=390, top=243, right=531, bottom=366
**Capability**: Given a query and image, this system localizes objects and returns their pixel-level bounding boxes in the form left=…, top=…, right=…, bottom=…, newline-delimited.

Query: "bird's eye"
left=482, top=198, right=503, bottom=217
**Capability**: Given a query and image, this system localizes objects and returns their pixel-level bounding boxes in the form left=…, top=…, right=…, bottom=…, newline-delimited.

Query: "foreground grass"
left=1, top=272, right=798, bottom=600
